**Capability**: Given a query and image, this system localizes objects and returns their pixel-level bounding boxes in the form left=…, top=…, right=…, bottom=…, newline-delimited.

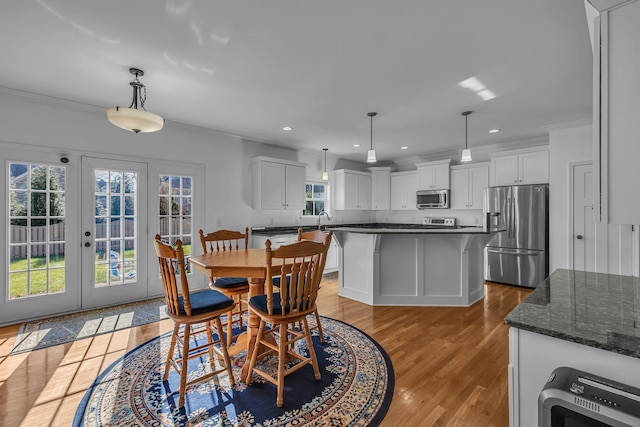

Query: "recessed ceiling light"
left=458, top=76, right=497, bottom=102
left=489, top=128, right=501, bottom=133
left=282, top=126, right=292, bottom=131
left=401, top=146, right=409, bottom=150
left=478, top=90, right=496, bottom=101
left=353, top=144, right=361, bottom=147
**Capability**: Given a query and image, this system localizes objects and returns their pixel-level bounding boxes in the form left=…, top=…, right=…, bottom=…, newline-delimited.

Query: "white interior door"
left=572, top=163, right=595, bottom=271
left=1, top=149, right=80, bottom=325
left=572, top=162, right=636, bottom=274
left=81, top=157, right=148, bottom=309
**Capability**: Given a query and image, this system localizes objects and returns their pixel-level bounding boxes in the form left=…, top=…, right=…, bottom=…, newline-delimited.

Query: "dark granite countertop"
left=327, top=224, right=490, bottom=234
left=505, top=268, right=640, bottom=358
left=251, top=225, right=329, bottom=236
left=251, top=223, right=489, bottom=236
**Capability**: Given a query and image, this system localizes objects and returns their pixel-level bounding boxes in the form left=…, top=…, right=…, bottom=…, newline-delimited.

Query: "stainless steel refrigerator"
left=483, top=184, right=548, bottom=288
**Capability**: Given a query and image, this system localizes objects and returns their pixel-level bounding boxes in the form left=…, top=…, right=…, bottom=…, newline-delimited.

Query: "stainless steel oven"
left=538, top=367, right=640, bottom=426
left=416, top=189, right=449, bottom=209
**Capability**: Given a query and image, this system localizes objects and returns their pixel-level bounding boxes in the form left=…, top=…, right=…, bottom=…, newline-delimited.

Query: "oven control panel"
left=423, top=217, right=456, bottom=227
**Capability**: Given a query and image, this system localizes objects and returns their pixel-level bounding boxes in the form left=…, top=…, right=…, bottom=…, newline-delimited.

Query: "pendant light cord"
left=465, top=114, right=468, bottom=150
left=462, top=110, right=472, bottom=150
left=368, top=112, right=377, bottom=150
left=370, top=115, right=373, bottom=150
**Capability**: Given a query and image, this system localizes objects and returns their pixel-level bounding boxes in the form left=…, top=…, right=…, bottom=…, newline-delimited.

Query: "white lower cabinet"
left=252, top=233, right=338, bottom=273
left=324, top=239, right=338, bottom=273
left=252, top=234, right=295, bottom=250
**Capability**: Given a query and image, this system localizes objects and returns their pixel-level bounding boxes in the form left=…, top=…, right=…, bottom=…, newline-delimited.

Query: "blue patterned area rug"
left=73, top=316, right=394, bottom=427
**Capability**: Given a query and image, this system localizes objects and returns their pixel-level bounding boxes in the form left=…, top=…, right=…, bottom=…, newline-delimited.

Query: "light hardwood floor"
left=0, top=275, right=531, bottom=426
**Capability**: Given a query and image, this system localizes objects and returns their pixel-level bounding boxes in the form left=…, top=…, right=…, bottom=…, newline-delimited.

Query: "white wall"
left=0, top=91, right=371, bottom=233
left=5, top=92, right=634, bottom=276
left=548, top=123, right=593, bottom=272
left=548, top=122, right=639, bottom=275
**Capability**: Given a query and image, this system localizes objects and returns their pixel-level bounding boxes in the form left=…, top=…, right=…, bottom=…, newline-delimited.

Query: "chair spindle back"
left=199, top=228, right=249, bottom=254
left=154, top=234, right=192, bottom=316
left=264, top=239, right=326, bottom=317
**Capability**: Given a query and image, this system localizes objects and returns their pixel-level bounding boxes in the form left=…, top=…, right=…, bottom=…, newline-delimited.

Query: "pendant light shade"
left=322, top=148, right=329, bottom=181
left=366, top=112, right=377, bottom=163
left=461, top=111, right=473, bottom=162
left=107, top=68, right=164, bottom=133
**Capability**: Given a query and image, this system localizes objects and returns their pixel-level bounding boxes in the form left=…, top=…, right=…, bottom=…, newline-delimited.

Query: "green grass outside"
left=8, top=245, right=191, bottom=299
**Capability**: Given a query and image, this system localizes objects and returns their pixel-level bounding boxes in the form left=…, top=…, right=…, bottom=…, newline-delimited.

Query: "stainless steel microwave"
left=416, top=189, right=449, bottom=209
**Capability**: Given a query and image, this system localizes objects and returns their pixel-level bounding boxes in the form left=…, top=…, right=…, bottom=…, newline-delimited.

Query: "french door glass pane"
left=94, top=169, right=138, bottom=287
left=158, top=174, right=192, bottom=256
left=8, top=162, right=66, bottom=299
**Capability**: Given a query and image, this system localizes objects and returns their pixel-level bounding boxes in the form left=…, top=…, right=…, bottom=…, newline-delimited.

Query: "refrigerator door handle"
left=486, top=248, right=541, bottom=256
left=510, top=197, right=516, bottom=240
left=507, top=198, right=513, bottom=239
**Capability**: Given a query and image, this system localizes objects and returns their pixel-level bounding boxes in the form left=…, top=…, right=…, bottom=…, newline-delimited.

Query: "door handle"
left=84, top=242, right=91, bottom=247
left=576, top=235, right=583, bottom=240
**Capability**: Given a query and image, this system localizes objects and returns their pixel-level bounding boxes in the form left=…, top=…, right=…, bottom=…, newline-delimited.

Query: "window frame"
left=302, top=180, right=329, bottom=217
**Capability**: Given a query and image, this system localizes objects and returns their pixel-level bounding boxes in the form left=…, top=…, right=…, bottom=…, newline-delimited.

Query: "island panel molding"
left=331, top=226, right=494, bottom=306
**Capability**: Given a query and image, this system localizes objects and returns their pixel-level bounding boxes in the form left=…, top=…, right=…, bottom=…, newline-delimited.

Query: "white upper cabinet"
left=334, top=169, right=372, bottom=210
left=593, top=0, right=640, bottom=224
left=390, top=171, right=418, bottom=210
left=416, top=159, right=451, bottom=190
left=252, top=157, right=306, bottom=210
left=369, top=167, right=392, bottom=211
left=489, top=149, right=549, bottom=187
left=450, top=164, right=489, bottom=210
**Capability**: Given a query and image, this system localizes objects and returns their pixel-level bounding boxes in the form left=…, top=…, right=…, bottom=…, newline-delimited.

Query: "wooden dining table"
left=188, top=247, right=275, bottom=381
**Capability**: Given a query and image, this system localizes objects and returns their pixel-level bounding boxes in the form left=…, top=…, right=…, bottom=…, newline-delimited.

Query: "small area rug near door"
left=74, top=316, right=394, bottom=427
left=11, top=297, right=167, bottom=354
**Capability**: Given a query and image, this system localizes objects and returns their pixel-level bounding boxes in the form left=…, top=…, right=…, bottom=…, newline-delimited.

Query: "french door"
left=80, top=157, right=149, bottom=309
left=1, top=149, right=81, bottom=324
left=2, top=147, right=205, bottom=325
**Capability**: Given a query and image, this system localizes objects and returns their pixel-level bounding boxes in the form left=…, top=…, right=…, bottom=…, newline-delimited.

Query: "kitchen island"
left=328, top=224, right=495, bottom=306
left=505, top=269, right=640, bottom=426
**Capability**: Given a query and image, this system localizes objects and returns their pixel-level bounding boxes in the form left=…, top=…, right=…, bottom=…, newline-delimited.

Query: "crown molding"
left=543, top=118, right=592, bottom=132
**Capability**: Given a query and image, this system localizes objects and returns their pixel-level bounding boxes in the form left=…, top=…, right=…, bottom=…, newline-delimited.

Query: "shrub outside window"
left=303, top=182, right=327, bottom=216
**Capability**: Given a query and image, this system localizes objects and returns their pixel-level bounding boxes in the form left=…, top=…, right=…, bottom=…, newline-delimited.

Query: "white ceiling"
left=0, top=0, right=593, bottom=163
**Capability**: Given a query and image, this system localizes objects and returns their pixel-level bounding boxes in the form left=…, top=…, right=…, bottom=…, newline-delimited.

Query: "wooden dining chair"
left=198, top=228, right=250, bottom=346
left=246, top=238, right=328, bottom=407
left=153, top=235, right=236, bottom=408
left=297, top=227, right=333, bottom=343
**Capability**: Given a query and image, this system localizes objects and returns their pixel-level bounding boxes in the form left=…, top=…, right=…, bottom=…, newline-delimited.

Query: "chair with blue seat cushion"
left=296, top=228, right=333, bottom=343
left=198, top=228, right=250, bottom=346
left=246, top=238, right=327, bottom=407
left=154, top=234, right=236, bottom=408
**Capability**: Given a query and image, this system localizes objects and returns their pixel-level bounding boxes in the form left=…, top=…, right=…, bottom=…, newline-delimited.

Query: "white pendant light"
left=366, top=112, right=377, bottom=163
left=106, top=68, right=164, bottom=133
left=461, top=110, right=473, bottom=162
left=322, top=148, right=329, bottom=181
